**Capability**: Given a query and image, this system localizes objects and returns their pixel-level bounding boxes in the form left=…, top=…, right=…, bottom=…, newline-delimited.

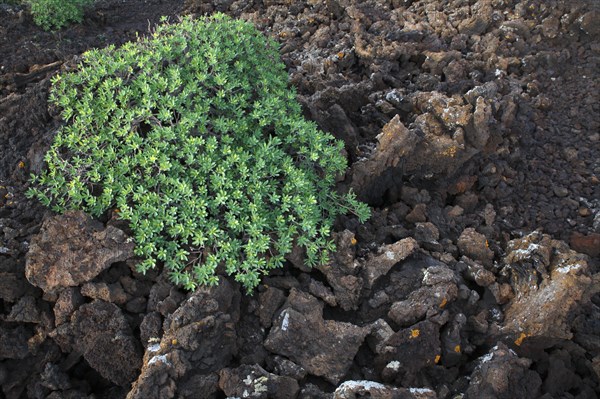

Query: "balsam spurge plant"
left=27, top=14, right=370, bottom=292
left=29, top=0, right=94, bottom=31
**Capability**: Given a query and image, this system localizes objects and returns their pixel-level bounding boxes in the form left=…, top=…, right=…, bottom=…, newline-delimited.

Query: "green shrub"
left=27, top=14, right=370, bottom=292
left=29, top=0, right=93, bottom=31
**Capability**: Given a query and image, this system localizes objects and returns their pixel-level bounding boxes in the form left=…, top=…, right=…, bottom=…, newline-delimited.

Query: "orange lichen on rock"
left=514, top=332, right=528, bottom=346
left=439, top=298, right=448, bottom=308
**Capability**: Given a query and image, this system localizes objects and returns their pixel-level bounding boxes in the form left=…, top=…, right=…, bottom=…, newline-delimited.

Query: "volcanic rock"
left=219, top=364, right=299, bottom=399
left=25, top=211, right=134, bottom=292
left=264, top=289, right=368, bottom=384
left=465, top=343, right=541, bottom=398
left=501, top=232, right=592, bottom=340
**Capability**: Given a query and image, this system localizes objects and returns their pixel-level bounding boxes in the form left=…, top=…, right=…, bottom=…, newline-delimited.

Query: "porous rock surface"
left=264, top=288, right=369, bottom=385
left=0, top=0, right=599, bottom=398
left=25, top=211, right=134, bottom=292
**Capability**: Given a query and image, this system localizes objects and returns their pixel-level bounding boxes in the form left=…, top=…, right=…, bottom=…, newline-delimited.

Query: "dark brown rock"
left=457, top=228, right=493, bottom=266
left=268, top=355, right=307, bottom=380
left=466, top=343, right=541, bottom=398
left=6, top=295, right=41, bottom=323
left=308, top=279, right=337, bottom=307
left=377, top=320, right=441, bottom=381
left=0, top=272, right=28, bottom=302
left=334, top=380, right=436, bottom=398
left=219, top=364, right=299, bottom=399
left=580, top=11, right=600, bottom=36
left=502, top=233, right=592, bottom=340
left=406, top=203, right=427, bottom=223
left=569, top=232, right=600, bottom=257
left=56, top=300, right=142, bottom=386
left=349, top=115, right=419, bottom=203
left=0, top=325, right=31, bottom=359
left=388, top=266, right=458, bottom=327
left=317, top=230, right=363, bottom=310
left=465, top=96, right=493, bottom=150
left=178, top=372, right=219, bottom=399
left=25, top=211, right=134, bottom=292
left=258, top=286, right=286, bottom=329
left=39, top=363, right=72, bottom=391
left=126, top=297, right=148, bottom=314
left=53, top=287, right=84, bottom=326
left=139, top=311, right=162, bottom=348
left=264, top=289, right=368, bottom=384
left=81, top=282, right=128, bottom=305
left=129, top=280, right=240, bottom=398
left=461, top=257, right=496, bottom=287
left=362, top=238, right=419, bottom=288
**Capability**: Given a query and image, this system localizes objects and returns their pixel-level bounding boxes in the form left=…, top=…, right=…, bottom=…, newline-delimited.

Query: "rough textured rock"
left=177, top=372, right=220, bottom=399
left=333, top=380, right=437, bottom=399
left=466, top=343, right=542, bottom=398
left=350, top=115, right=418, bottom=204
left=258, top=286, right=287, bottom=329
left=219, top=364, right=299, bottom=399
left=25, top=211, right=134, bottom=292
left=570, top=232, right=600, bottom=258
left=376, top=320, right=441, bottom=383
left=316, top=230, right=363, bottom=310
left=264, top=289, right=368, bottom=384
left=501, top=232, right=593, bottom=340
left=268, top=355, right=307, bottom=381
left=0, top=325, right=31, bottom=359
left=1, top=0, right=599, bottom=397
left=6, top=295, right=41, bottom=323
left=0, top=269, right=29, bottom=303
left=362, top=237, right=419, bottom=288
left=388, top=265, right=458, bottom=327
left=457, top=227, right=493, bottom=266
left=53, top=287, right=84, bottom=326
left=80, top=281, right=128, bottom=305
left=128, top=280, right=240, bottom=398
left=52, top=300, right=142, bottom=387
left=460, top=257, right=496, bottom=288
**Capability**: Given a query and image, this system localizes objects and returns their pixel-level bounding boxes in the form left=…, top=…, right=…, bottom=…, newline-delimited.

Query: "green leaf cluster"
left=29, top=0, right=93, bottom=31
left=27, top=14, right=370, bottom=292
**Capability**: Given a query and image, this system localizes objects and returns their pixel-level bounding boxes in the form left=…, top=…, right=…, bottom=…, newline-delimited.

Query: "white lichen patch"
left=148, top=354, right=170, bottom=366
left=242, top=375, right=268, bottom=397
left=281, top=310, right=290, bottom=331
left=511, top=242, right=541, bottom=258
left=555, top=263, right=582, bottom=274
left=147, top=343, right=161, bottom=353
left=409, top=387, right=435, bottom=394
left=337, top=380, right=386, bottom=391
left=385, top=361, right=401, bottom=371
left=385, top=251, right=396, bottom=260
left=479, top=352, right=494, bottom=364
left=386, top=91, right=401, bottom=104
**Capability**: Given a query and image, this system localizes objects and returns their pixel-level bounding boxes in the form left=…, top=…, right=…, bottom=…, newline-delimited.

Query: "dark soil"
left=1, top=0, right=599, bottom=398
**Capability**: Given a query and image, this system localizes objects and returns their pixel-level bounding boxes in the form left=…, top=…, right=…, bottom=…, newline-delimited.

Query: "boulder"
left=25, top=211, right=134, bottom=292
left=264, top=289, right=368, bottom=384
left=501, top=232, right=592, bottom=340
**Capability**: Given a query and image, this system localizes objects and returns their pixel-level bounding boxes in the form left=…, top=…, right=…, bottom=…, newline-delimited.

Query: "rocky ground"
left=1, top=0, right=599, bottom=398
